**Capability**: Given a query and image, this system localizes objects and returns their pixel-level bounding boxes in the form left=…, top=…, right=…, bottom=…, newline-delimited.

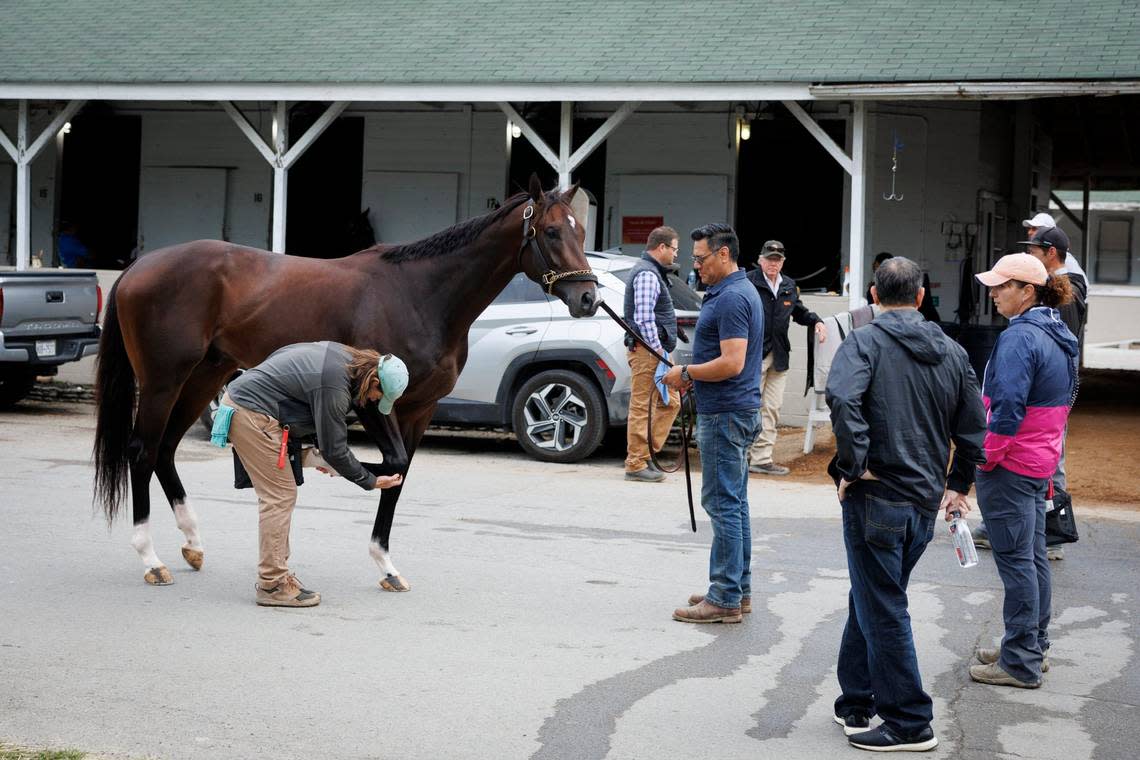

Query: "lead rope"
left=597, top=300, right=697, bottom=532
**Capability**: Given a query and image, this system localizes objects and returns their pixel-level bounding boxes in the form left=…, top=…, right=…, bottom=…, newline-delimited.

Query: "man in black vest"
left=745, top=240, right=826, bottom=475
left=623, top=226, right=681, bottom=482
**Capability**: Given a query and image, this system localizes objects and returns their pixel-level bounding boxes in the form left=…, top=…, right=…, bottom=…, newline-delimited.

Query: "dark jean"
left=976, top=465, right=1051, bottom=683
left=835, top=483, right=936, bottom=738
left=696, top=408, right=760, bottom=609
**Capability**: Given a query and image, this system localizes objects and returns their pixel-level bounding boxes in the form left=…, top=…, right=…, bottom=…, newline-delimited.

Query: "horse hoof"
left=181, top=546, right=204, bottom=571
left=379, top=574, right=410, bottom=592
left=144, top=566, right=174, bottom=586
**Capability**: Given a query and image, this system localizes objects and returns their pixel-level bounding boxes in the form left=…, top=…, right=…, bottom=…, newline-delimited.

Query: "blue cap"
left=376, top=354, right=409, bottom=415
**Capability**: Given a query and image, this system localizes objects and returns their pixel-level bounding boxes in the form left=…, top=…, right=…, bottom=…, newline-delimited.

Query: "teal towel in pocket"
left=210, top=404, right=236, bottom=447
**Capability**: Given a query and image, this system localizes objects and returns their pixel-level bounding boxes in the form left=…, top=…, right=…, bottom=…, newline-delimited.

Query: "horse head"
left=519, top=174, right=598, bottom=318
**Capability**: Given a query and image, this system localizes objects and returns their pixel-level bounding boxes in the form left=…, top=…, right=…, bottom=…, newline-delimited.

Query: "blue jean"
left=696, top=409, right=760, bottom=609
left=976, top=465, right=1051, bottom=683
left=835, top=484, right=935, bottom=738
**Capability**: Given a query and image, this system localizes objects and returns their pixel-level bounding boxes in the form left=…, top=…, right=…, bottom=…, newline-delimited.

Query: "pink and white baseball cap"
left=975, top=253, right=1048, bottom=287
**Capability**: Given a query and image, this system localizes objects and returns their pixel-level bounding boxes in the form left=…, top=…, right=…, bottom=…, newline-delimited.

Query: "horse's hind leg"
left=154, top=360, right=239, bottom=572
left=129, top=383, right=184, bottom=586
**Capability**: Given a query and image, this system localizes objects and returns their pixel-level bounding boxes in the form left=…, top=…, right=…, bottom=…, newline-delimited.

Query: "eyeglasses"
left=692, top=249, right=724, bottom=265
left=764, top=246, right=785, bottom=253
left=665, top=244, right=679, bottom=252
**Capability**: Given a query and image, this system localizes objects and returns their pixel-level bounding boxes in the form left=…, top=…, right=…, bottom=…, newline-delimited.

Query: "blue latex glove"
left=653, top=354, right=671, bottom=405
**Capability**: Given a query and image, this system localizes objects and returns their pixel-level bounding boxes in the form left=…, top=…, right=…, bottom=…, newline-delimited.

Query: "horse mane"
left=380, top=191, right=543, bottom=263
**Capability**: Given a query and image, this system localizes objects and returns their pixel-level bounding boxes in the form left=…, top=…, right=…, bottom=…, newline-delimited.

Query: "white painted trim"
left=271, top=101, right=287, bottom=253
left=848, top=102, right=867, bottom=310
left=811, top=80, right=1140, bottom=99
left=782, top=100, right=852, bottom=175
left=0, top=125, right=17, bottom=162
left=0, top=82, right=815, bottom=102
left=24, top=100, right=84, bottom=163
left=497, top=102, right=559, bottom=169
left=1088, top=285, right=1140, bottom=297
left=567, top=101, right=639, bottom=173
left=219, top=101, right=276, bottom=165
left=558, top=101, right=572, bottom=189
left=282, top=101, right=348, bottom=169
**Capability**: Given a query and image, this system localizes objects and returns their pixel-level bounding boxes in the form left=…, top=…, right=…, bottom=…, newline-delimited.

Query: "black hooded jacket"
left=825, top=309, right=986, bottom=515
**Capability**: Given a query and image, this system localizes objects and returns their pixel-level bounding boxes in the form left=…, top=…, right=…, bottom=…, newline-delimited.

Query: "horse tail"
left=93, top=281, right=136, bottom=524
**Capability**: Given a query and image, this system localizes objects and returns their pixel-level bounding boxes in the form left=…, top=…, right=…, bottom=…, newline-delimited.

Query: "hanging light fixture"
left=61, top=122, right=72, bottom=135
left=511, top=122, right=522, bottom=139
left=739, top=118, right=751, bottom=141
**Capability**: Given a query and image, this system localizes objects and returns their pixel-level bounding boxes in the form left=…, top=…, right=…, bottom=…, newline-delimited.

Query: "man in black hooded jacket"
left=825, top=257, right=986, bottom=753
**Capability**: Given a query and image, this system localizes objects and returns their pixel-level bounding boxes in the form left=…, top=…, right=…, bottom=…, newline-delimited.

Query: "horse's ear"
left=528, top=173, right=544, bottom=203
left=560, top=182, right=580, bottom=204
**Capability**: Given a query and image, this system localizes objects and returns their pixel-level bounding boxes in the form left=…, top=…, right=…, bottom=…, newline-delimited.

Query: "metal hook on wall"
left=883, top=130, right=904, bottom=202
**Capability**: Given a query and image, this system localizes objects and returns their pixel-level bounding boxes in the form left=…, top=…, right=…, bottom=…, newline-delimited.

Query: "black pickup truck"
left=0, top=270, right=102, bottom=407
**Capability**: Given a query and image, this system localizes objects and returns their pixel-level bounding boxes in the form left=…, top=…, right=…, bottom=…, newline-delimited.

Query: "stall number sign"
left=621, top=216, right=664, bottom=245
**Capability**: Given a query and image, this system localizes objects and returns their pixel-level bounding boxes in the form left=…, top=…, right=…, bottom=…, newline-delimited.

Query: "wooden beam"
left=497, top=102, right=559, bottom=169
left=220, top=101, right=276, bottom=165
left=24, top=100, right=84, bottom=163
left=558, top=101, right=572, bottom=189
left=848, top=101, right=867, bottom=309
left=281, top=101, right=349, bottom=169
left=1049, top=191, right=1086, bottom=232
left=567, top=101, right=639, bottom=172
left=782, top=100, right=853, bottom=175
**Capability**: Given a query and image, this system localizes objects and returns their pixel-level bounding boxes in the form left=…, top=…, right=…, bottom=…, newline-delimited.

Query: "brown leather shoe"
left=672, top=599, right=743, bottom=624
left=256, top=573, right=320, bottom=607
left=688, top=593, right=751, bottom=613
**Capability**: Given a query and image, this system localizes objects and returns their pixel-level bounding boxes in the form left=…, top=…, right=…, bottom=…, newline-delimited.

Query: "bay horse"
left=93, top=175, right=597, bottom=590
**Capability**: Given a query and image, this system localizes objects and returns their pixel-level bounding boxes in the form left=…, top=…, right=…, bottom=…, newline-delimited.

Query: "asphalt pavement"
left=1, top=401, right=1138, bottom=760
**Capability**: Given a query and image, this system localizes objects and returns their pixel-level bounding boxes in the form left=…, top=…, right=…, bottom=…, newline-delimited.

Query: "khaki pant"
left=223, top=393, right=297, bottom=589
left=749, top=353, right=788, bottom=465
left=625, top=347, right=680, bottom=472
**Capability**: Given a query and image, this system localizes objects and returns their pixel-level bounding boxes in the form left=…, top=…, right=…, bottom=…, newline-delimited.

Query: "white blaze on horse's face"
left=567, top=215, right=576, bottom=230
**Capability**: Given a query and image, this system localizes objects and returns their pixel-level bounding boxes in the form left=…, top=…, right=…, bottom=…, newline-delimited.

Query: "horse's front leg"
left=355, top=405, right=424, bottom=592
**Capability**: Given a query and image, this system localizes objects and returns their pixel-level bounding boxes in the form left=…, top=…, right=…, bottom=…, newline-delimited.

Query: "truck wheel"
left=511, top=369, right=607, bottom=463
left=0, top=369, right=36, bottom=409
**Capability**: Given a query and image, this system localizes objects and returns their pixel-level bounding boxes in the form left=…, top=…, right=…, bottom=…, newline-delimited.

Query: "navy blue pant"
left=976, top=465, right=1051, bottom=683
left=835, top=484, right=935, bottom=738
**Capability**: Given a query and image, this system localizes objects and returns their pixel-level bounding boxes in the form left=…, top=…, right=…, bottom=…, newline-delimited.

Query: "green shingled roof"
left=2, top=0, right=1139, bottom=86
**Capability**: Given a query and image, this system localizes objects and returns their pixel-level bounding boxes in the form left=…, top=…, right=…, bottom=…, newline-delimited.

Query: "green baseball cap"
left=377, top=354, right=409, bottom=415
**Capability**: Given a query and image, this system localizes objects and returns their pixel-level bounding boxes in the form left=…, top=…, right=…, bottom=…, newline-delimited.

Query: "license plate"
left=36, top=339, right=57, bottom=358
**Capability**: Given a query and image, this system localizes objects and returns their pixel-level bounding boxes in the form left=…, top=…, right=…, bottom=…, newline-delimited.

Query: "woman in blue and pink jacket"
left=969, top=253, right=1078, bottom=690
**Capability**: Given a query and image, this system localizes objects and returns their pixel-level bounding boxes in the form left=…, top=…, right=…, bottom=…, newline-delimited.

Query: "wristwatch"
left=680, top=365, right=691, bottom=383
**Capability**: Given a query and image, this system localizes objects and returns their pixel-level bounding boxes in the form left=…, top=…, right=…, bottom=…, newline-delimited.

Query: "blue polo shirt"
left=691, top=269, right=764, bottom=414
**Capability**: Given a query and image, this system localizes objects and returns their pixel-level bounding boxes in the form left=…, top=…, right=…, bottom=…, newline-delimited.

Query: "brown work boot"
left=969, top=661, right=1040, bottom=688
left=672, top=599, right=743, bottom=624
left=689, top=593, right=752, bottom=614
left=256, top=573, right=320, bottom=607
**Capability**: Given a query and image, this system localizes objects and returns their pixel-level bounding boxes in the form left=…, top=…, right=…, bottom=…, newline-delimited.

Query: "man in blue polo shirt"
left=662, top=223, right=764, bottom=623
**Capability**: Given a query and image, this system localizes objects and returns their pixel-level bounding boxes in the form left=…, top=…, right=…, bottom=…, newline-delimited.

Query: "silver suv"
left=432, top=252, right=701, bottom=463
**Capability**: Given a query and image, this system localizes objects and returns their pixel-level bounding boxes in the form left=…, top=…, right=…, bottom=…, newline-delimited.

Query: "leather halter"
left=518, top=203, right=598, bottom=294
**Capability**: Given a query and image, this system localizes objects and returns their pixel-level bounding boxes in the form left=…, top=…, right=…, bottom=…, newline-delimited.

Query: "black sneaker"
left=834, top=713, right=872, bottom=736
left=849, top=725, right=937, bottom=752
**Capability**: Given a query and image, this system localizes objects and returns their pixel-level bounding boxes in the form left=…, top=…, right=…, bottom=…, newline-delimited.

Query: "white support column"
left=221, top=100, right=348, bottom=254
left=848, top=101, right=867, bottom=309
left=558, top=101, right=573, bottom=190
left=1, top=99, right=85, bottom=270
left=271, top=101, right=288, bottom=253
left=781, top=100, right=867, bottom=308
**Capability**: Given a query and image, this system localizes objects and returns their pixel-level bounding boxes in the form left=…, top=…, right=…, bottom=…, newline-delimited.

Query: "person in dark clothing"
left=826, top=257, right=986, bottom=753
left=970, top=253, right=1078, bottom=688
left=865, top=251, right=894, bottom=305
left=223, top=342, right=409, bottom=607
left=744, top=240, right=826, bottom=475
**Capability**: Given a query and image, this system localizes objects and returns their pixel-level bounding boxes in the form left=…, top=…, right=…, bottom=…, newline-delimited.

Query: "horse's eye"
left=545, top=226, right=561, bottom=239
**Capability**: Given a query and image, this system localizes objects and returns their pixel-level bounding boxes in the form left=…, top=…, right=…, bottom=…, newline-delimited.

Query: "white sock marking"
left=369, top=541, right=400, bottom=578
left=173, top=499, right=202, bottom=549
left=130, top=521, right=162, bottom=568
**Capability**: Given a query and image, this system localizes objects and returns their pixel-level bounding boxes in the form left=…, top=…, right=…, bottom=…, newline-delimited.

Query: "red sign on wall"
left=621, top=216, right=665, bottom=245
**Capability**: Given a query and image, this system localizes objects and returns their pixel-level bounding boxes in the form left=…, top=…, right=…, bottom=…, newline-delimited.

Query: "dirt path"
left=773, top=369, right=1140, bottom=507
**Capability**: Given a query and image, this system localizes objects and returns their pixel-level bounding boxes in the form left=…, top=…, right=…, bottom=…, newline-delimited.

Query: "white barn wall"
left=138, top=109, right=272, bottom=251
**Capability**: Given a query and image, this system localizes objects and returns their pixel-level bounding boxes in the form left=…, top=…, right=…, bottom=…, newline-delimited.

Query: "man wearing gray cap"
left=744, top=240, right=826, bottom=475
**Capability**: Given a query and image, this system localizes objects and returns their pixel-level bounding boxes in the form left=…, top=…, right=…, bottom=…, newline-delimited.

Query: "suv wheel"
left=512, top=369, right=607, bottom=463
